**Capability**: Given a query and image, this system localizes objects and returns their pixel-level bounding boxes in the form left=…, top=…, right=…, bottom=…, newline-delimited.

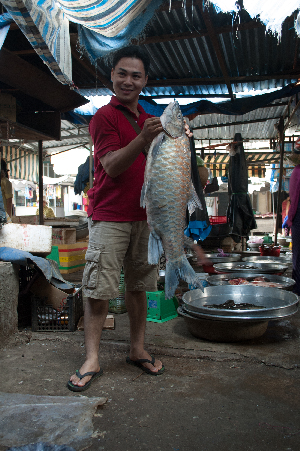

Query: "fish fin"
left=165, top=255, right=204, bottom=299
left=187, top=182, right=203, bottom=215
left=148, top=231, right=164, bottom=264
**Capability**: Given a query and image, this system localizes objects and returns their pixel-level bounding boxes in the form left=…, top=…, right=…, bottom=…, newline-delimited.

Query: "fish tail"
left=165, top=255, right=204, bottom=299
left=148, top=231, right=164, bottom=264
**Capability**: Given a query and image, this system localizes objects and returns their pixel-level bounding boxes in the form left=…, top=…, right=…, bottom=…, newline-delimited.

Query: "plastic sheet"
left=0, top=392, right=107, bottom=448
left=6, top=443, right=75, bottom=451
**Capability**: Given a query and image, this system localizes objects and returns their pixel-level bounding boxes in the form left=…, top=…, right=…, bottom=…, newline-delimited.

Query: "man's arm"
left=100, top=117, right=193, bottom=178
left=100, top=117, right=163, bottom=178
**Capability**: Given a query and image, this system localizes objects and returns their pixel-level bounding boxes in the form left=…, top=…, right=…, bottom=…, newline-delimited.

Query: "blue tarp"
left=181, top=83, right=300, bottom=118
left=0, top=247, right=74, bottom=291
left=77, top=0, right=163, bottom=62
left=72, top=83, right=300, bottom=120
left=0, top=12, right=13, bottom=50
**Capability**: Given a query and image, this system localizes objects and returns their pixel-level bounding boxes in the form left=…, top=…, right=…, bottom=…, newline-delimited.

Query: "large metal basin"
left=213, top=262, right=288, bottom=274
left=182, top=285, right=298, bottom=321
left=178, top=306, right=269, bottom=342
left=206, top=272, right=295, bottom=291
left=204, top=253, right=241, bottom=264
left=242, top=256, right=291, bottom=264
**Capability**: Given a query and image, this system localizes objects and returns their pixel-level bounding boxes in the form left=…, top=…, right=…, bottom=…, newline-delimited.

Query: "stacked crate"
left=47, top=242, right=88, bottom=274
left=58, top=242, right=88, bottom=274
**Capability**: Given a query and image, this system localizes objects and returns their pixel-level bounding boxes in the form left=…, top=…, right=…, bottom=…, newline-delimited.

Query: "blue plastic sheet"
left=0, top=247, right=73, bottom=291
left=6, top=444, right=75, bottom=451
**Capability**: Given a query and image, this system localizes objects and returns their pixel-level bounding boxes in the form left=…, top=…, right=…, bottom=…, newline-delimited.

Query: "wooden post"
left=274, top=117, right=285, bottom=245
left=38, top=140, right=44, bottom=225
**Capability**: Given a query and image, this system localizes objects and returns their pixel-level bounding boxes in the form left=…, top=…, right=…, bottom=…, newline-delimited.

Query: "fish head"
left=160, top=101, right=185, bottom=138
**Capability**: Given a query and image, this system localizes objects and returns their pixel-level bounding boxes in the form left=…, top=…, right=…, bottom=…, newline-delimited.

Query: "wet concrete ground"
left=1, top=242, right=299, bottom=451
left=1, top=297, right=300, bottom=451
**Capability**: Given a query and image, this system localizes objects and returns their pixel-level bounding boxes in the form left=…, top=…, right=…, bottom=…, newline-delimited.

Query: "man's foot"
left=68, top=361, right=101, bottom=389
left=126, top=352, right=164, bottom=375
left=67, top=369, right=103, bottom=392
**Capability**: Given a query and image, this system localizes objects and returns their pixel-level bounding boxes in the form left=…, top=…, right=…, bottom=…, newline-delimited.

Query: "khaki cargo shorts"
left=82, top=219, right=158, bottom=299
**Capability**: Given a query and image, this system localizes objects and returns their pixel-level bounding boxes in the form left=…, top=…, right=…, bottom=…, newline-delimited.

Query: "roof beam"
left=70, top=35, right=113, bottom=92
left=0, top=47, right=87, bottom=112
left=193, top=116, right=282, bottom=130
left=200, top=3, right=234, bottom=101
left=137, top=20, right=265, bottom=46
left=146, top=72, right=299, bottom=87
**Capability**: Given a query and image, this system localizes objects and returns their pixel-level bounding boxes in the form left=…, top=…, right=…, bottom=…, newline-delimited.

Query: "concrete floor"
left=1, top=255, right=299, bottom=451
left=0, top=229, right=297, bottom=451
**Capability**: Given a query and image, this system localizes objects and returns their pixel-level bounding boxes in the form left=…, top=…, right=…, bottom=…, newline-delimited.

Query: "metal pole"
left=38, top=140, right=44, bottom=225
left=89, top=137, right=93, bottom=190
left=274, top=117, right=285, bottom=245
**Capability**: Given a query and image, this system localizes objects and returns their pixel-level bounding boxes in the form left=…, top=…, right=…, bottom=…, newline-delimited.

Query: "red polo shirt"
left=87, top=96, right=152, bottom=221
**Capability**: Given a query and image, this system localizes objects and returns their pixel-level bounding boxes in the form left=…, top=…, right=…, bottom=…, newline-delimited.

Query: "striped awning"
left=203, top=153, right=272, bottom=178
left=57, top=0, right=153, bottom=37
left=1, top=146, right=39, bottom=182
left=1, top=0, right=72, bottom=84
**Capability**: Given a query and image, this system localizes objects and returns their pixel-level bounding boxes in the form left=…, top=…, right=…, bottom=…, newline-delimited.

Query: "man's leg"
left=125, top=290, right=163, bottom=373
left=69, top=297, right=109, bottom=387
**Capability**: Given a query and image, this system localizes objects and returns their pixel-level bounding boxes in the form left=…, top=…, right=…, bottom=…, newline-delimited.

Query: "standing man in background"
left=1, top=158, right=13, bottom=218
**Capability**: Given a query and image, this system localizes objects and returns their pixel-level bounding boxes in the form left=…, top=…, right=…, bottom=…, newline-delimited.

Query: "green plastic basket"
left=109, top=272, right=127, bottom=314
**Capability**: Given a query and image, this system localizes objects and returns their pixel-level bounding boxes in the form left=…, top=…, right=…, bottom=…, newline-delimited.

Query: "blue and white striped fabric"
left=1, top=0, right=162, bottom=83
left=77, top=0, right=163, bottom=61
left=0, top=13, right=13, bottom=50
left=1, top=0, right=72, bottom=85
left=57, top=0, right=153, bottom=37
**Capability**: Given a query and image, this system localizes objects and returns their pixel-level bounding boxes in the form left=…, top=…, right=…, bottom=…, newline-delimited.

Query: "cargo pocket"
left=82, top=245, right=103, bottom=291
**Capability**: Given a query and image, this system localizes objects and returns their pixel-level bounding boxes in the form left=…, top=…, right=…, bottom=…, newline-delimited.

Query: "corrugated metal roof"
left=2, top=1, right=300, bottom=174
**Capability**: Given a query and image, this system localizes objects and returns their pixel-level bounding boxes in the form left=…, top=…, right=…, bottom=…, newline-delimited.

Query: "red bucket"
left=259, top=245, right=281, bottom=257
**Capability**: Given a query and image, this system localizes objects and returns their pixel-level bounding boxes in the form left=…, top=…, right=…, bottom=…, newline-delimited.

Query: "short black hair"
left=112, top=46, right=150, bottom=75
left=1, top=158, right=7, bottom=173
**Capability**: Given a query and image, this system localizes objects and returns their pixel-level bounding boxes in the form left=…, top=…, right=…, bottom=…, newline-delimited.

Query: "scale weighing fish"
left=141, top=101, right=204, bottom=299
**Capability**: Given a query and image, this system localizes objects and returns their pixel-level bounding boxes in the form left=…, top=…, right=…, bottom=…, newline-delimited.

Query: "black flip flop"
left=126, top=356, right=165, bottom=376
left=67, top=369, right=103, bottom=392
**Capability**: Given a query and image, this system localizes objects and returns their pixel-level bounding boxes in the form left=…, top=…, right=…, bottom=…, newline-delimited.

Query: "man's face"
left=111, top=57, right=148, bottom=107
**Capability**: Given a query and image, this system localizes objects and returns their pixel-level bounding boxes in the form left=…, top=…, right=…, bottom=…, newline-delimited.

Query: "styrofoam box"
left=0, top=223, right=52, bottom=254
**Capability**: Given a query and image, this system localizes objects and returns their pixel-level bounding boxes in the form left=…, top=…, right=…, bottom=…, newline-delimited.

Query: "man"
left=36, top=196, right=55, bottom=219
left=67, top=46, right=203, bottom=392
left=1, top=158, right=13, bottom=218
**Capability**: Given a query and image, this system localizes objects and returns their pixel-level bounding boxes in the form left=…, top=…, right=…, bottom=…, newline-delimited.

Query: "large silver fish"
left=141, top=101, right=204, bottom=299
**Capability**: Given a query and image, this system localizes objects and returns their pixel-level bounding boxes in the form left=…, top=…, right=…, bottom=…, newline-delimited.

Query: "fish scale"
left=141, top=101, right=204, bottom=299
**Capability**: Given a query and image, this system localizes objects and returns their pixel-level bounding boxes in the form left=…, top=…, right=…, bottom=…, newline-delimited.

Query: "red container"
left=259, top=245, right=281, bottom=257
left=202, top=264, right=225, bottom=274
left=209, top=216, right=228, bottom=224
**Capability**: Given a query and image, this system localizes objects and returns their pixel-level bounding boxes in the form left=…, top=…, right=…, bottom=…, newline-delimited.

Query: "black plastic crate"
left=18, top=265, right=39, bottom=328
left=31, top=286, right=83, bottom=332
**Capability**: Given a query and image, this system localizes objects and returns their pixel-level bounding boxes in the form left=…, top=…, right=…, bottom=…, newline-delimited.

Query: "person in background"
left=281, top=195, right=290, bottom=236
left=36, top=195, right=55, bottom=219
left=287, top=164, right=300, bottom=295
left=1, top=158, right=13, bottom=218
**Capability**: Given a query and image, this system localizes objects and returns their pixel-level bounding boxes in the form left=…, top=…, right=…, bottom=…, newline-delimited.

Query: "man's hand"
left=191, top=244, right=211, bottom=266
left=184, top=120, right=193, bottom=138
left=140, top=117, right=164, bottom=144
